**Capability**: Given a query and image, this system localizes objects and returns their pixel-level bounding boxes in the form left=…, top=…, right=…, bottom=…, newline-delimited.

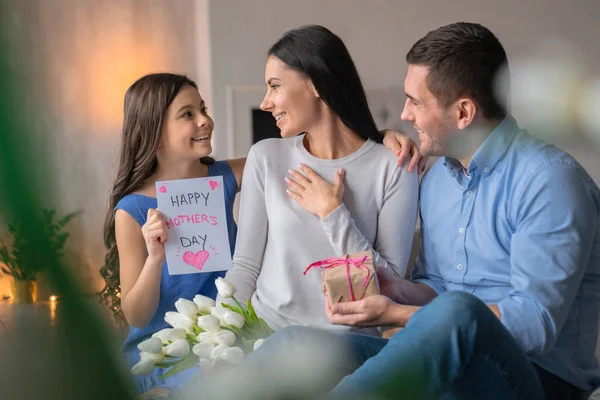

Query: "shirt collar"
left=468, top=116, right=519, bottom=175
left=441, top=157, right=463, bottom=177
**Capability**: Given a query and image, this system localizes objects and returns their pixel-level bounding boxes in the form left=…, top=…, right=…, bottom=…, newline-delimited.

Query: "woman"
left=219, top=25, right=419, bottom=337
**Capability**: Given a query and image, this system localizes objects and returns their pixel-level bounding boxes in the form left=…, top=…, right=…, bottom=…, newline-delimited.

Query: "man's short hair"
left=406, top=22, right=509, bottom=120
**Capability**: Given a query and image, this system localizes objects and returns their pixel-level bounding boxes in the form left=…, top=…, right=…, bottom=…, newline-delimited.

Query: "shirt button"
left=484, top=167, right=490, bottom=173
left=457, top=264, right=464, bottom=270
left=459, top=227, right=465, bottom=233
left=467, top=190, right=473, bottom=197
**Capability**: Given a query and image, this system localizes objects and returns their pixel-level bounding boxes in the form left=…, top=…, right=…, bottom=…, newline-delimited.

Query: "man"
left=245, top=22, right=600, bottom=400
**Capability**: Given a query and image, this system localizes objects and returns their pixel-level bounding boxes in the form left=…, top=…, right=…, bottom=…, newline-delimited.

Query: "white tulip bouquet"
left=131, top=278, right=274, bottom=379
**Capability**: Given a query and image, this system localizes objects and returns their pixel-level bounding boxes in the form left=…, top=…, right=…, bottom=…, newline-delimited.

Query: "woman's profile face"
left=260, top=55, right=321, bottom=138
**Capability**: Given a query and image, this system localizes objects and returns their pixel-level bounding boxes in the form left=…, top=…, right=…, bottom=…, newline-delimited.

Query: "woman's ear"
left=308, top=80, right=320, bottom=99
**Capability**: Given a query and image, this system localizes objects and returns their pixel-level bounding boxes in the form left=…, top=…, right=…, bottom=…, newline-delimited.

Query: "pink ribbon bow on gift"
left=303, top=255, right=371, bottom=301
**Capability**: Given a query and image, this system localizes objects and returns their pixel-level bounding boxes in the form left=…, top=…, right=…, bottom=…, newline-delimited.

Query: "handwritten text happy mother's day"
left=156, top=177, right=231, bottom=275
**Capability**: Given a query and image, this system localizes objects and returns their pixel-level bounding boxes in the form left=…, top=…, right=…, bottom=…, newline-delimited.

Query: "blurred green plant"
left=0, top=1, right=133, bottom=399
left=0, top=208, right=80, bottom=281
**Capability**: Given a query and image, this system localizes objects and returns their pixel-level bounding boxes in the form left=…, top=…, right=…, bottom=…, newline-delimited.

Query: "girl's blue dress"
left=115, top=161, right=238, bottom=393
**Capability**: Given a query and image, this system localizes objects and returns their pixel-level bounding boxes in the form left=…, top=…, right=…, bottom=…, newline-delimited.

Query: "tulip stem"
left=232, top=296, right=249, bottom=319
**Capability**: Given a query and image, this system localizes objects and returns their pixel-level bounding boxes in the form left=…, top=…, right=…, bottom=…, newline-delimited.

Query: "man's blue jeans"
left=247, top=291, right=547, bottom=400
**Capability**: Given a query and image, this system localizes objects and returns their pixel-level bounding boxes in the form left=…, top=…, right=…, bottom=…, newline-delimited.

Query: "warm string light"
left=50, top=296, right=57, bottom=322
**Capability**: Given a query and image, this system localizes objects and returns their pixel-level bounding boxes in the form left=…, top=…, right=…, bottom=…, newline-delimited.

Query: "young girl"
left=100, top=73, right=244, bottom=395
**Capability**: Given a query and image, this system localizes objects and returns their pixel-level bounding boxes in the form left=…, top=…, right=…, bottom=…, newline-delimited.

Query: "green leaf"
left=247, top=299, right=259, bottom=322
left=193, top=325, right=204, bottom=335
left=245, top=324, right=265, bottom=336
left=221, top=302, right=245, bottom=316
left=232, top=296, right=250, bottom=319
left=158, top=353, right=200, bottom=380
left=222, top=325, right=244, bottom=337
left=259, top=318, right=275, bottom=336
left=186, top=333, right=199, bottom=344
left=241, top=337, right=253, bottom=353
left=58, top=210, right=81, bottom=227
left=154, top=359, right=181, bottom=368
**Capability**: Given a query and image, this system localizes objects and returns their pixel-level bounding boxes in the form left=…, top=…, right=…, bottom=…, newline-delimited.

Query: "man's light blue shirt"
left=413, top=116, right=600, bottom=390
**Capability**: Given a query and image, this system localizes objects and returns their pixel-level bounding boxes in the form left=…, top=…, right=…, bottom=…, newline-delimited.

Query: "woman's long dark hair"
left=98, top=73, right=213, bottom=327
left=268, top=25, right=382, bottom=143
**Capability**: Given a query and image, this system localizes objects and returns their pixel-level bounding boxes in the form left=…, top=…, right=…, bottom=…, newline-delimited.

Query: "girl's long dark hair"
left=98, top=73, right=213, bottom=327
left=268, top=25, right=382, bottom=143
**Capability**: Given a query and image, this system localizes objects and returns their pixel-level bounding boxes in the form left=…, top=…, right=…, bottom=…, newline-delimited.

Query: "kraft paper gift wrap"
left=304, top=250, right=379, bottom=307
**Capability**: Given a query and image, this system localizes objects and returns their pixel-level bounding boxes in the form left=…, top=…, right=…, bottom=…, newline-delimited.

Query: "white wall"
left=195, top=0, right=213, bottom=125
left=0, top=0, right=205, bottom=297
left=2, top=0, right=598, bottom=298
left=206, top=0, right=600, bottom=169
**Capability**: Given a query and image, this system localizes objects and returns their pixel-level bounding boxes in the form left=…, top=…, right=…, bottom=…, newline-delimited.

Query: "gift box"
left=304, top=250, right=379, bottom=306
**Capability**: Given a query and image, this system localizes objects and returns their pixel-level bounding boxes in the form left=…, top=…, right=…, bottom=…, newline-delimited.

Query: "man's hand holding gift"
left=325, top=290, right=420, bottom=329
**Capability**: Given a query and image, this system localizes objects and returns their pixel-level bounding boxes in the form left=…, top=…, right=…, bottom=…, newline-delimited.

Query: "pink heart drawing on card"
left=158, top=185, right=167, bottom=193
left=183, top=250, right=209, bottom=271
left=208, top=180, right=219, bottom=191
